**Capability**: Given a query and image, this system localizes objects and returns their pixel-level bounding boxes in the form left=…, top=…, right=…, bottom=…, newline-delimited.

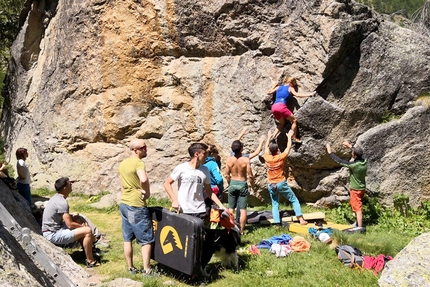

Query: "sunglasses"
left=137, top=146, right=147, bottom=151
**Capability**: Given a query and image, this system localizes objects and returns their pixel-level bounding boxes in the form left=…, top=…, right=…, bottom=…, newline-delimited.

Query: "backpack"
left=335, top=245, right=364, bottom=269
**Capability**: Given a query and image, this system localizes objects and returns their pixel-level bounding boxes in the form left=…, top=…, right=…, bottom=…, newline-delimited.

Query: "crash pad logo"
left=159, top=226, right=183, bottom=254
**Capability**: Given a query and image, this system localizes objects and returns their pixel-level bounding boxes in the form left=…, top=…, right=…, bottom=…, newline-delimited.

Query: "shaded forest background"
left=0, top=0, right=428, bottom=105
left=0, top=0, right=25, bottom=111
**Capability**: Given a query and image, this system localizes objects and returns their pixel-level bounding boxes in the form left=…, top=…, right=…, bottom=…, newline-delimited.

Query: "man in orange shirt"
left=263, top=130, right=307, bottom=225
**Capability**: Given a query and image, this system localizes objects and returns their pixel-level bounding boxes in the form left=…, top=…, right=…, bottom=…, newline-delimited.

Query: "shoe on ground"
left=94, top=239, right=110, bottom=248
left=142, top=269, right=160, bottom=278
left=351, top=221, right=357, bottom=227
left=129, top=267, right=140, bottom=274
left=346, top=226, right=366, bottom=233
left=281, top=222, right=289, bottom=228
left=96, top=234, right=110, bottom=242
left=92, top=247, right=103, bottom=257
left=85, top=259, right=100, bottom=268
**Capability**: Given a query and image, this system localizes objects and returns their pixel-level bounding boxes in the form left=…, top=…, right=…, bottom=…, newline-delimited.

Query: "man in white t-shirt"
left=164, top=142, right=226, bottom=275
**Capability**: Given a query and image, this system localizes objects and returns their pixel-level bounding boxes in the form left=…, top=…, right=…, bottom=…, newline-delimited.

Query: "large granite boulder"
left=379, top=232, right=430, bottom=287
left=0, top=0, right=429, bottom=208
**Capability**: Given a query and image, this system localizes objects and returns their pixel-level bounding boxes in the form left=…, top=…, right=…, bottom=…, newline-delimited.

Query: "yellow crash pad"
left=259, top=212, right=325, bottom=225
left=288, top=221, right=352, bottom=235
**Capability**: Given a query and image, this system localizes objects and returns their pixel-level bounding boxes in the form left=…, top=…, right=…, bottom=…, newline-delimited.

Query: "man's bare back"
left=226, top=156, right=250, bottom=181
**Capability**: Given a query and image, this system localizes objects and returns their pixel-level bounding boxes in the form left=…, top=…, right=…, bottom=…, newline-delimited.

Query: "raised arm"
left=237, top=127, right=248, bottom=141
left=326, top=143, right=332, bottom=154
left=246, top=159, right=255, bottom=191
left=281, top=130, right=294, bottom=157
left=249, top=135, right=266, bottom=159
left=289, top=87, right=315, bottom=98
left=267, top=84, right=279, bottom=95
left=264, top=130, right=273, bottom=155
left=326, top=143, right=353, bottom=166
left=342, top=140, right=352, bottom=149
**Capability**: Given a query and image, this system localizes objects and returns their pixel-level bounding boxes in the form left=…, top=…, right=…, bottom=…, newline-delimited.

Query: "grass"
left=47, top=190, right=428, bottom=287
left=381, top=110, right=400, bottom=123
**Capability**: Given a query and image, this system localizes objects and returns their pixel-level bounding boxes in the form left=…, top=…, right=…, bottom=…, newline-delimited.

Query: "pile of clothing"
left=256, top=234, right=311, bottom=257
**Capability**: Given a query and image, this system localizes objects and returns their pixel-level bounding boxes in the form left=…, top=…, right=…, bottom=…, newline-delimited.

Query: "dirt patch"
left=84, top=268, right=110, bottom=286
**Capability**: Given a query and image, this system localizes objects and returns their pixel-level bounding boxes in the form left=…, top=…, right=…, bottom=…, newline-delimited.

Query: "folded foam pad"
left=288, top=221, right=351, bottom=234
left=257, top=212, right=326, bottom=224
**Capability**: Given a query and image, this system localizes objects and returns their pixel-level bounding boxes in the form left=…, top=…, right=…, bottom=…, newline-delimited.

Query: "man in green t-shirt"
left=118, top=138, right=157, bottom=276
left=326, top=141, right=368, bottom=230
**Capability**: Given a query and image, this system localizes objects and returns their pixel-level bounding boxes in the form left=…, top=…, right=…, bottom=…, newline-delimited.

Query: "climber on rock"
left=267, top=76, right=315, bottom=142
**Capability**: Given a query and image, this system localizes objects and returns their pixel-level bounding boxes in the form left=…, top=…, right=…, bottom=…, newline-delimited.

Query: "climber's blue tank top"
left=273, top=85, right=291, bottom=105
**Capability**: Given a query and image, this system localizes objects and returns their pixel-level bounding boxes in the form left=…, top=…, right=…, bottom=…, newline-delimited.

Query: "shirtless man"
left=225, top=140, right=255, bottom=233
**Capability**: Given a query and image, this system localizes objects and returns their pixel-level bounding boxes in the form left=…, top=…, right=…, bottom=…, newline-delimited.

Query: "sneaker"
left=97, top=234, right=110, bottom=242
left=142, top=269, right=160, bottom=277
left=85, top=259, right=100, bottom=268
left=281, top=222, right=289, bottom=228
left=92, top=247, right=103, bottom=257
left=94, top=238, right=110, bottom=248
left=129, top=267, right=140, bottom=274
left=346, top=226, right=366, bottom=233
left=351, top=221, right=357, bottom=227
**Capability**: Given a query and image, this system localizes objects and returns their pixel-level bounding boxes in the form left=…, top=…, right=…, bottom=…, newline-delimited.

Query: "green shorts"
left=228, top=180, right=249, bottom=210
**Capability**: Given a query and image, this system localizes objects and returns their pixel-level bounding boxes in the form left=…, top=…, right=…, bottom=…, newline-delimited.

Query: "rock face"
left=379, top=232, right=430, bottom=286
left=1, top=0, right=429, bottom=207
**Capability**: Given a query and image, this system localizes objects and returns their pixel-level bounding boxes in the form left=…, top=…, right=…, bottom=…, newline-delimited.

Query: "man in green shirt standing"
left=326, top=141, right=367, bottom=231
left=118, top=138, right=157, bottom=276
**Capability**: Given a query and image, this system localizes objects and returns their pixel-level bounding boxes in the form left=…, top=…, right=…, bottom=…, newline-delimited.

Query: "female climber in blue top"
left=267, top=76, right=315, bottom=142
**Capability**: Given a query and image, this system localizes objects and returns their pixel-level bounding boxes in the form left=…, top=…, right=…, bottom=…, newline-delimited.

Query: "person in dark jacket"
left=326, top=141, right=367, bottom=230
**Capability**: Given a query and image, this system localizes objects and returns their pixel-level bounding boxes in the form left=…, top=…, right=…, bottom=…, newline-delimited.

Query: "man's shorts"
left=120, top=203, right=155, bottom=245
left=350, top=189, right=366, bottom=212
left=271, top=103, right=292, bottom=120
left=43, top=228, right=75, bottom=245
left=228, top=180, right=249, bottom=210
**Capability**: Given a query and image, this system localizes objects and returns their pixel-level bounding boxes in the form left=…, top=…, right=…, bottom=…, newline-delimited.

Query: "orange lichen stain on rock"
left=96, top=0, right=176, bottom=139
left=201, top=60, right=216, bottom=143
